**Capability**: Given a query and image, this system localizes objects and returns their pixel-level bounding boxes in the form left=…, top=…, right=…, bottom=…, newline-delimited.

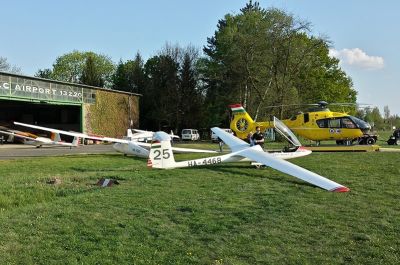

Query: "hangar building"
left=0, top=71, right=140, bottom=138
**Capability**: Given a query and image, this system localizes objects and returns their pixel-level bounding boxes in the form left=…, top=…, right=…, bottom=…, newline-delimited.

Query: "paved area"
left=0, top=144, right=118, bottom=160
left=379, top=147, right=400, bottom=152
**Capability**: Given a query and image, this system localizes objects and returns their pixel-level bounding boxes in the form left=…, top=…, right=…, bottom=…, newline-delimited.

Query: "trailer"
left=357, top=133, right=378, bottom=145
left=335, top=133, right=378, bottom=146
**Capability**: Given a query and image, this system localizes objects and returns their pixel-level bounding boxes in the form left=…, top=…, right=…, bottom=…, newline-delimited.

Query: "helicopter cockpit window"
left=341, top=117, right=356, bottom=128
left=350, top=116, right=371, bottom=130
left=328, top=119, right=341, bottom=128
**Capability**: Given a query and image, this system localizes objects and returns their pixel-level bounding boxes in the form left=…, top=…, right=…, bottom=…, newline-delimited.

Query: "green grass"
left=0, top=151, right=399, bottom=264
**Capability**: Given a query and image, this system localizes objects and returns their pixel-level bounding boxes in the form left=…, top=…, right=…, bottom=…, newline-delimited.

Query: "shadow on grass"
left=69, top=167, right=139, bottom=173
left=194, top=164, right=315, bottom=189
left=55, top=186, right=99, bottom=197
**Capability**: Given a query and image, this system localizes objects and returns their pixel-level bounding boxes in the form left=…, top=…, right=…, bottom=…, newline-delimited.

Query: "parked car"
left=181, top=129, right=200, bottom=141
left=211, top=128, right=232, bottom=142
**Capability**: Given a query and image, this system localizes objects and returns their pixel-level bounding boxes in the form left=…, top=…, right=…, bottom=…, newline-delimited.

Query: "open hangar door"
left=0, top=100, right=81, bottom=141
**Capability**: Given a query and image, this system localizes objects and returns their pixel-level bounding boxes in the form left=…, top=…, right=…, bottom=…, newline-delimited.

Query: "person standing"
left=252, top=126, right=265, bottom=148
left=217, top=137, right=224, bottom=152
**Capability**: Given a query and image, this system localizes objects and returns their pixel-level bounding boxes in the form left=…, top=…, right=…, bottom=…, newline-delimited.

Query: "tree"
left=35, top=68, right=53, bottom=79
left=37, top=51, right=115, bottom=87
left=0, top=57, right=21, bottom=74
left=80, top=55, right=104, bottom=87
left=111, top=53, right=146, bottom=94
left=384, top=105, right=390, bottom=120
left=201, top=1, right=356, bottom=125
left=111, top=60, right=130, bottom=91
left=392, top=115, right=400, bottom=129
left=382, top=105, right=400, bottom=130
left=364, top=107, right=384, bottom=129
left=139, top=44, right=204, bottom=132
left=125, top=53, right=147, bottom=94
left=178, top=48, right=204, bottom=131
left=142, top=54, right=180, bottom=130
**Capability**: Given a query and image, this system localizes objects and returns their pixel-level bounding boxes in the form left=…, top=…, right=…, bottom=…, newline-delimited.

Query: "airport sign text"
left=0, top=81, right=83, bottom=102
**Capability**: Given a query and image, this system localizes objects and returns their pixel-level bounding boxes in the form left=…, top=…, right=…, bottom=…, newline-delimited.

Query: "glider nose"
left=298, top=146, right=312, bottom=155
left=331, top=186, right=350, bottom=192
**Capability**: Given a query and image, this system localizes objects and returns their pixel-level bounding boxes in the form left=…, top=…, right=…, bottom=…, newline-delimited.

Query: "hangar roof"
left=0, top=71, right=142, bottom=97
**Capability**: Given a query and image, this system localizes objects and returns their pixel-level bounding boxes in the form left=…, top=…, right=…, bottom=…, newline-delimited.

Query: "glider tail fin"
left=168, top=130, right=180, bottom=141
left=127, top=129, right=133, bottom=138
left=71, top=136, right=80, bottom=147
left=148, top=137, right=176, bottom=169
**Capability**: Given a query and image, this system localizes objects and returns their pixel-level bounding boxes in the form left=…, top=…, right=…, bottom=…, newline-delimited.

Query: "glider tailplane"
left=148, top=138, right=176, bottom=169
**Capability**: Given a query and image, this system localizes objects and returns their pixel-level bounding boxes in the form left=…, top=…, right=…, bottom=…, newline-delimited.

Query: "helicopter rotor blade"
left=326, top=102, right=371, bottom=106
left=262, top=101, right=372, bottom=111
left=263, top=103, right=318, bottom=109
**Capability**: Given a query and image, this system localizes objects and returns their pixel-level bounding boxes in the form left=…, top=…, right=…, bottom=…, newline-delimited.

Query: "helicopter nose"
left=361, top=123, right=371, bottom=129
left=361, top=124, right=372, bottom=132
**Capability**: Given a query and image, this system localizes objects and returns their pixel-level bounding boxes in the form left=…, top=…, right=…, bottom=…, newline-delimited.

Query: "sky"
left=1, top=0, right=399, bottom=115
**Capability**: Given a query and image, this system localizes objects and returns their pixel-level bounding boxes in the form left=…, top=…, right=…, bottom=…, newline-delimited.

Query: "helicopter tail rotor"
left=229, top=104, right=273, bottom=140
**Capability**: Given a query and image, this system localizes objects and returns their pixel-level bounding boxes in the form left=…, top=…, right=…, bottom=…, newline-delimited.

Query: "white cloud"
left=329, top=48, right=384, bottom=70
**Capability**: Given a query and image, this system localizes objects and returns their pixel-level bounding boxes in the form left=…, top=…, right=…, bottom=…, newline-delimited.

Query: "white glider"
left=128, top=129, right=180, bottom=142
left=13, top=122, right=216, bottom=157
left=0, top=129, right=79, bottom=148
left=148, top=128, right=350, bottom=192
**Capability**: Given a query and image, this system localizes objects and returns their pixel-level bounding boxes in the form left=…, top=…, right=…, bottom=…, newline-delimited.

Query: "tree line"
left=356, top=106, right=400, bottom=131
left=4, top=1, right=397, bottom=132
left=0, top=57, right=21, bottom=74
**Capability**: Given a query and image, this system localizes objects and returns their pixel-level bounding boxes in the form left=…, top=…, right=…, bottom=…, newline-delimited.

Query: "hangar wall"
left=84, top=90, right=139, bottom=138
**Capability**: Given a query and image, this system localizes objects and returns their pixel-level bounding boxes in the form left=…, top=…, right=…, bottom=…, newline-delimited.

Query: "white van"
left=211, top=128, right=232, bottom=142
left=181, top=129, right=200, bottom=141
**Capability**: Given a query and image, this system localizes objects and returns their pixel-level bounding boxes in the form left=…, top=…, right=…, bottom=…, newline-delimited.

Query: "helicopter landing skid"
left=304, top=145, right=379, bottom=152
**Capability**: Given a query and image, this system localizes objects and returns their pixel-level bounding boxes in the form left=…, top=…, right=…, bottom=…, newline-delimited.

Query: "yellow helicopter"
left=229, top=101, right=376, bottom=146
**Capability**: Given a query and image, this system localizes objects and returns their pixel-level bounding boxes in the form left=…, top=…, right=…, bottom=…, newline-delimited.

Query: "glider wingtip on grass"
left=331, top=186, right=350, bottom=192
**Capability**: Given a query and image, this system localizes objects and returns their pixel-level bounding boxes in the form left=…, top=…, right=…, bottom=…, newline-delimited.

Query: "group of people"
left=248, top=126, right=265, bottom=148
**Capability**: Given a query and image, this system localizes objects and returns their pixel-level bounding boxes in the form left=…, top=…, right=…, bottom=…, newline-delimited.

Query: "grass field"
left=0, top=148, right=399, bottom=264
